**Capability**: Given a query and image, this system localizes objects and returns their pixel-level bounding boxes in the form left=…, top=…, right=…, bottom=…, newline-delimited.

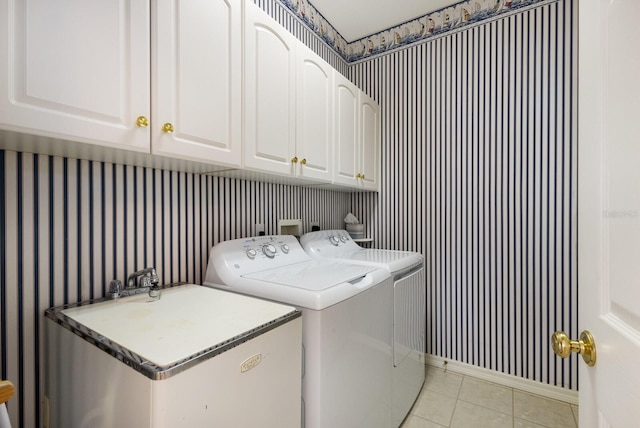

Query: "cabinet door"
left=244, top=0, right=296, bottom=175
left=152, top=0, right=241, bottom=167
left=296, top=44, right=333, bottom=182
left=333, top=72, right=359, bottom=186
left=0, top=0, right=150, bottom=151
left=359, top=93, right=380, bottom=191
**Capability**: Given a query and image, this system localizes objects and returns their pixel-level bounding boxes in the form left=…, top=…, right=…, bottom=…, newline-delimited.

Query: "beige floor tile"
left=514, top=417, right=548, bottom=427
left=410, top=388, right=458, bottom=426
left=457, top=376, right=514, bottom=415
left=514, top=391, right=577, bottom=428
left=400, top=414, right=447, bottom=428
left=571, top=405, right=579, bottom=426
left=449, top=400, right=513, bottom=428
left=423, top=367, right=464, bottom=398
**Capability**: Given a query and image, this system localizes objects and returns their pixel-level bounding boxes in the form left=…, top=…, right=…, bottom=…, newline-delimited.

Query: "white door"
left=0, top=0, right=150, bottom=151
left=244, top=0, right=297, bottom=175
left=152, top=0, right=242, bottom=167
left=296, top=43, right=333, bottom=182
left=577, top=0, right=640, bottom=426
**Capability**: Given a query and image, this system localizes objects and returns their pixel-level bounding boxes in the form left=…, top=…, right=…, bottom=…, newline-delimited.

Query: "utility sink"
left=46, top=283, right=299, bottom=378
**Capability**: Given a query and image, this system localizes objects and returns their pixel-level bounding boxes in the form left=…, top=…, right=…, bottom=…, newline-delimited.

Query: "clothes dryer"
left=300, top=229, right=426, bottom=427
left=204, top=235, right=393, bottom=428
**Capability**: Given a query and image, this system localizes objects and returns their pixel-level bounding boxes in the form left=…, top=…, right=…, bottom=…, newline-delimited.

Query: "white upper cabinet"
left=359, top=92, right=380, bottom=191
left=243, top=0, right=297, bottom=175
left=152, top=0, right=241, bottom=167
left=0, top=0, right=150, bottom=151
left=0, top=0, right=242, bottom=167
left=333, top=72, right=380, bottom=191
left=1, top=0, right=379, bottom=189
left=296, top=43, right=333, bottom=182
left=333, top=73, right=360, bottom=186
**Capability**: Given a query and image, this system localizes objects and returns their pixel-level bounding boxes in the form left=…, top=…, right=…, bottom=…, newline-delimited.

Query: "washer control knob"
left=329, top=236, right=340, bottom=246
left=263, top=244, right=277, bottom=258
left=281, top=244, right=290, bottom=254
left=340, top=235, right=349, bottom=243
left=246, top=249, right=257, bottom=259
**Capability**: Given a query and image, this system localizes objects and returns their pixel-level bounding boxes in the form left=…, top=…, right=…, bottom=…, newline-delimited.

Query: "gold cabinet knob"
left=136, top=116, right=149, bottom=127
left=361, top=173, right=365, bottom=179
left=162, top=122, right=174, bottom=133
left=552, top=330, right=596, bottom=366
left=356, top=173, right=365, bottom=179
left=300, top=158, right=307, bottom=165
left=291, top=156, right=298, bottom=163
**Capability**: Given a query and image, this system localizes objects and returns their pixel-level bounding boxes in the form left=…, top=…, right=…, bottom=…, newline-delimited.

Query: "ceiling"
left=309, top=0, right=462, bottom=42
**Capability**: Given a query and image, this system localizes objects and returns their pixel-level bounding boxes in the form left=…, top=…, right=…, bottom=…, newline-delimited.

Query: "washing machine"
left=300, top=229, right=426, bottom=428
left=204, top=235, right=393, bottom=428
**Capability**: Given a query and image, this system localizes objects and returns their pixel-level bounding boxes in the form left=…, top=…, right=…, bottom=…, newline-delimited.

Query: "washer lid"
left=243, top=260, right=377, bottom=290
left=300, top=230, right=423, bottom=273
left=346, top=249, right=423, bottom=264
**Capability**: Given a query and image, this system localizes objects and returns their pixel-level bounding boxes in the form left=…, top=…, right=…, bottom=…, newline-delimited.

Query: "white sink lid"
left=61, top=284, right=296, bottom=367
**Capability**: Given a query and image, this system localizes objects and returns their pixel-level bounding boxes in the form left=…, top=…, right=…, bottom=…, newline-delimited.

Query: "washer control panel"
left=212, top=235, right=312, bottom=276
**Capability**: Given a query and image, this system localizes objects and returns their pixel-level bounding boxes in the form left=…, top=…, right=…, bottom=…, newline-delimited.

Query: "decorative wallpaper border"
left=280, top=0, right=557, bottom=62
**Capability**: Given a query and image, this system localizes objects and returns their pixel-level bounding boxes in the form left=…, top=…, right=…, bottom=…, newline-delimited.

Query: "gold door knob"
left=136, top=116, right=149, bottom=127
left=291, top=156, right=298, bottom=163
left=300, top=158, right=307, bottom=165
left=551, top=330, right=596, bottom=366
left=162, top=123, right=175, bottom=133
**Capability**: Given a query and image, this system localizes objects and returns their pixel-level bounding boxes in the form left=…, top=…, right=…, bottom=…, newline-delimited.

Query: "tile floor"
left=400, top=367, right=579, bottom=428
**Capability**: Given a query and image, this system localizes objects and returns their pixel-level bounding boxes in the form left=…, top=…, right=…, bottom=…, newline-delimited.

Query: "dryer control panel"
left=300, top=229, right=362, bottom=255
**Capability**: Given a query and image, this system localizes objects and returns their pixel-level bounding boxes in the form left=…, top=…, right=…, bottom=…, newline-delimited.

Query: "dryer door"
left=393, top=267, right=426, bottom=366
left=392, top=267, right=426, bottom=427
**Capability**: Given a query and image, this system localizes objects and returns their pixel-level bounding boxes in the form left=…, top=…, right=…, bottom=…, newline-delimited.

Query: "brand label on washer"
left=240, top=353, right=263, bottom=373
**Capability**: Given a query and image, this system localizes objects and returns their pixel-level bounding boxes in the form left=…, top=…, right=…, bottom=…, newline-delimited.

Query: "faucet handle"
left=148, top=268, right=159, bottom=285
left=148, top=285, right=161, bottom=300
left=143, top=275, right=161, bottom=300
left=109, top=279, right=122, bottom=299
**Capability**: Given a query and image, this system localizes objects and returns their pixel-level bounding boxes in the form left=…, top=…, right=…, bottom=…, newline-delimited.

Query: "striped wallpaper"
left=350, top=0, right=578, bottom=391
left=0, top=0, right=579, bottom=426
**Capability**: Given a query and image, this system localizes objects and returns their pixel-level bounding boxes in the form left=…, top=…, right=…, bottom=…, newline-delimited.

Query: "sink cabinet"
left=0, top=0, right=242, bottom=167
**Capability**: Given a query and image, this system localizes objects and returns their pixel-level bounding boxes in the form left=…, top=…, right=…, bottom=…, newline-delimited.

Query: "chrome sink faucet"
left=126, top=267, right=159, bottom=289
left=128, top=267, right=161, bottom=300
left=107, top=267, right=161, bottom=300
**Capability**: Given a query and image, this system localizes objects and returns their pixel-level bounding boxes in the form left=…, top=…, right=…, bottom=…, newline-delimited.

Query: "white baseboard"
left=424, top=354, right=579, bottom=406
